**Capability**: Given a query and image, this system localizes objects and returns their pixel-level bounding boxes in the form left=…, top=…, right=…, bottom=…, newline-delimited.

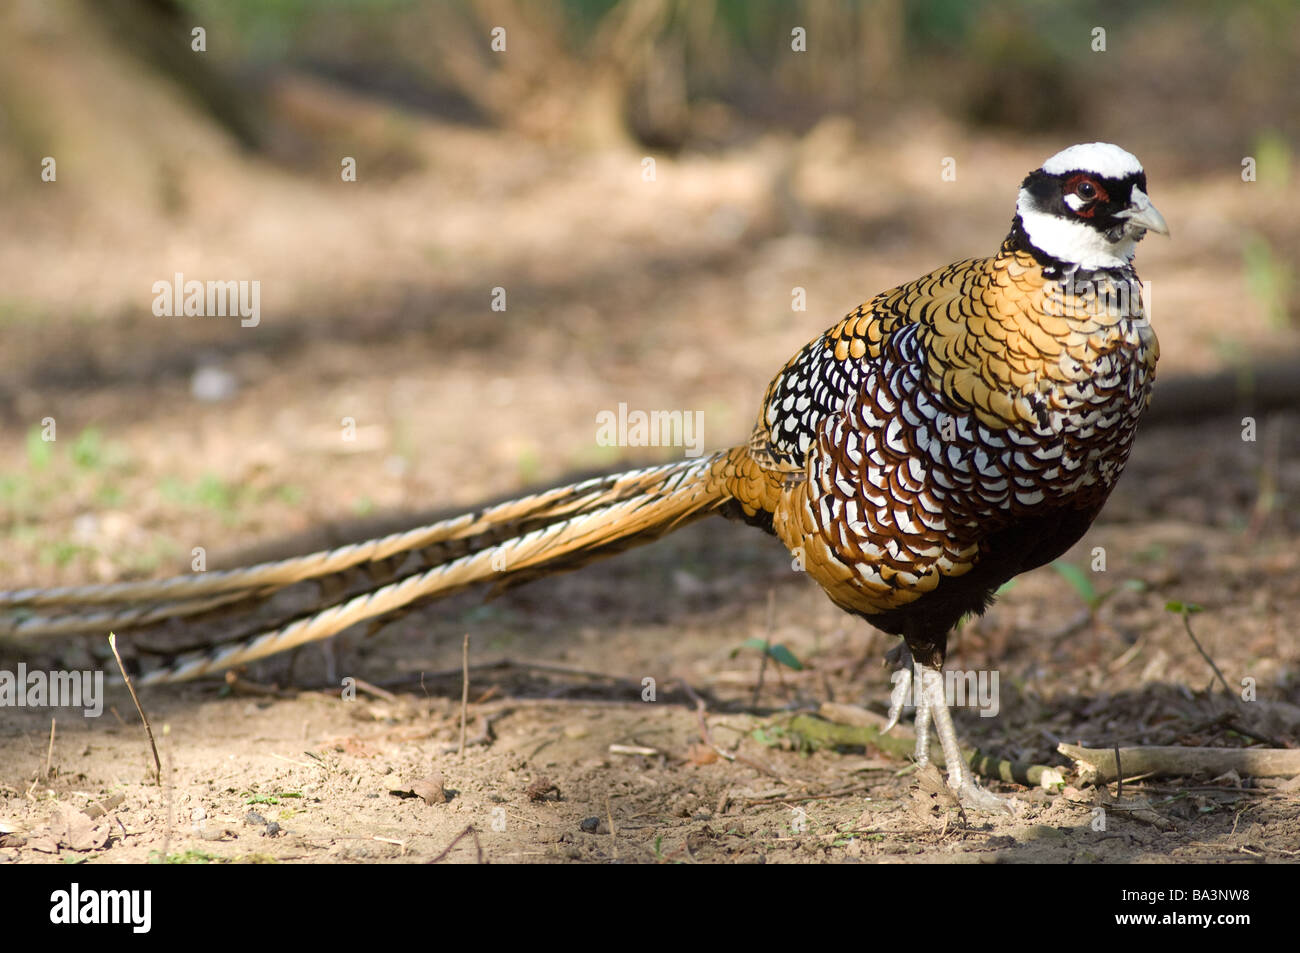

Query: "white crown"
left=1041, top=143, right=1142, bottom=178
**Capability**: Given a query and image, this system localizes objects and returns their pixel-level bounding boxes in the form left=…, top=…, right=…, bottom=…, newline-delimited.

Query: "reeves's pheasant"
left=2, top=142, right=1169, bottom=811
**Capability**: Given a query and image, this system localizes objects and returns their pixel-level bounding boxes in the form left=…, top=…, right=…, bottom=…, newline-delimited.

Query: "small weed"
left=25, top=426, right=53, bottom=470
left=161, top=473, right=243, bottom=513
left=1251, top=129, right=1293, bottom=189
left=1242, top=233, right=1292, bottom=330
left=0, top=473, right=22, bottom=502
left=515, top=445, right=542, bottom=485
left=1166, top=601, right=1232, bottom=695
left=732, top=638, right=803, bottom=671
left=40, top=541, right=90, bottom=568
left=1134, top=543, right=1167, bottom=564
left=151, top=849, right=221, bottom=864
left=195, top=473, right=238, bottom=510
left=70, top=428, right=105, bottom=470
left=751, top=724, right=789, bottom=747
left=95, top=483, right=126, bottom=507
left=1050, top=560, right=1100, bottom=610
left=276, top=484, right=305, bottom=505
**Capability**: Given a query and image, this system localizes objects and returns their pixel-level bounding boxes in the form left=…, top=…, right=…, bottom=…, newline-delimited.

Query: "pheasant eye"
left=1063, top=174, right=1108, bottom=205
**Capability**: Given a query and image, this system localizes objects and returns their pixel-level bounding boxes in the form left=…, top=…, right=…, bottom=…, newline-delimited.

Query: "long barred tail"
left=2, top=451, right=744, bottom=684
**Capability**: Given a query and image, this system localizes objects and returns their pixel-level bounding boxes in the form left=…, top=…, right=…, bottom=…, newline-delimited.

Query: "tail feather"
left=0, top=459, right=729, bottom=642
left=56, top=451, right=741, bottom=684
left=0, top=473, right=631, bottom=612
left=0, top=590, right=264, bottom=640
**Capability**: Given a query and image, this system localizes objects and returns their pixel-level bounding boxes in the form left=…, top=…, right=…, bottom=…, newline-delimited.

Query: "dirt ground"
left=3, top=407, right=1299, bottom=865
left=1, top=36, right=1298, bottom=863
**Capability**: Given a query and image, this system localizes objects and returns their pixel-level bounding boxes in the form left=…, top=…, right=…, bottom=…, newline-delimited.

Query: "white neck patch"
left=1017, top=187, right=1137, bottom=270
left=1041, top=142, right=1142, bottom=178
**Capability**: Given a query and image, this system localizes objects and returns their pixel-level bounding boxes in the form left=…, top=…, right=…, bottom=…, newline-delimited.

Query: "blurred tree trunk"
left=426, top=0, right=682, bottom=148
left=860, top=0, right=904, bottom=101
left=87, top=0, right=266, bottom=151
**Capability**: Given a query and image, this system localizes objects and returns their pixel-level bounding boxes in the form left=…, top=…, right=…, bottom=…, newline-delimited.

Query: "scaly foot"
left=918, top=666, right=1019, bottom=815
left=881, top=656, right=1019, bottom=815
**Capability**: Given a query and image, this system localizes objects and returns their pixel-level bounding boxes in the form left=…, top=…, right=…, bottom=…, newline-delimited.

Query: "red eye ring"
left=1064, top=174, right=1108, bottom=217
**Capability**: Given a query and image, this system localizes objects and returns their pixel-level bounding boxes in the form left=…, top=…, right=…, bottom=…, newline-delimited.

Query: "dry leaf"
left=686, top=743, right=719, bottom=766
left=909, top=765, right=964, bottom=827
left=410, top=774, right=447, bottom=805
left=84, top=793, right=125, bottom=819
left=47, top=804, right=110, bottom=852
left=525, top=776, right=559, bottom=801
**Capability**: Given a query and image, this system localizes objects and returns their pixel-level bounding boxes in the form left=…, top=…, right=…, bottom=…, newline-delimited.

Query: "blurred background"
left=0, top=0, right=1296, bottom=588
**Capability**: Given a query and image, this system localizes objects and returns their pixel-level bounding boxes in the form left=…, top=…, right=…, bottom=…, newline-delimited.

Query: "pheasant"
left=2, top=142, right=1168, bottom=811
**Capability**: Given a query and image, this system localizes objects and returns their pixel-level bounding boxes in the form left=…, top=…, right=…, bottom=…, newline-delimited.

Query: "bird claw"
left=882, top=658, right=1021, bottom=815
left=953, top=779, right=1020, bottom=815
left=881, top=665, right=912, bottom=735
left=881, top=661, right=933, bottom=765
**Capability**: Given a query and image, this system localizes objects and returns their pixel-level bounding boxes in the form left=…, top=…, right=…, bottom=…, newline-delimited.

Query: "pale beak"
left=1115, top=186, right=1170, bottom=237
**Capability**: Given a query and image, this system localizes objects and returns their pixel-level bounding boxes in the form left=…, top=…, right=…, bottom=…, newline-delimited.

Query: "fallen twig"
left=373, top=835, right=407, bottom=855
left=427, top=824, right=484, bottom=864
left=384, top=658, right=650, bottom=689
left=680, top=677, right=786, bottom=781
left=606, top=797, right=617, bottom=862
left=791, top=702, right=1064, bottom=789
left=224, top=671, right=300, bottom=698
left=349, top=677, right=397, bottom=703
left=44, top=718, right=55, bottom=780
left=459, top=634, right=469, bottom=757
left=742, top=783, right=872, bottom=807
left=436, top=711, right=503, bottom=754
left=1174, top=608, right=1233, bottom=697
left=109, top=632, right=161, bottom=785
left=609, top=744, right=660, bottom=756
left=752, top=589, right=775, bottom=708
left=1059, top=742, right=1300, bottom=784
